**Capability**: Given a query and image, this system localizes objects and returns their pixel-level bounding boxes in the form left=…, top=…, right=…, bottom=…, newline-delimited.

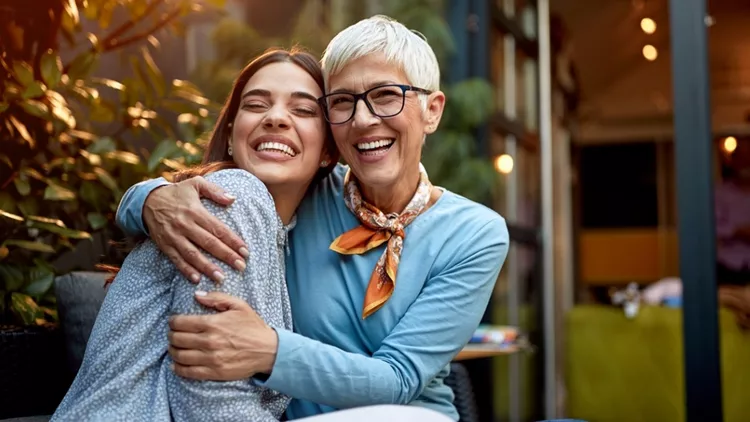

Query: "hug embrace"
left=51, top=14, right=509, bottom=422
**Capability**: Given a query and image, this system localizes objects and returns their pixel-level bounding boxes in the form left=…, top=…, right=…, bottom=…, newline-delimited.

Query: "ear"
left=423, top=90, right=446, bottom=135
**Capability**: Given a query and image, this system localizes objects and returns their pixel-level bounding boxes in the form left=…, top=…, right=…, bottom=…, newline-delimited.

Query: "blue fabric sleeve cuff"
left=251, top=328, right=297, bottom=390
left=116, top=177, right=170, bottom=236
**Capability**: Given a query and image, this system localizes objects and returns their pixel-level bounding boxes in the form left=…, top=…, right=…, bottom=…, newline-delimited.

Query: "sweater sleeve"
left=259, top=217, right=509, bottom=409
left=167, top=169, right=290, bottom=422
left=115, top=177, right=170, bottom=236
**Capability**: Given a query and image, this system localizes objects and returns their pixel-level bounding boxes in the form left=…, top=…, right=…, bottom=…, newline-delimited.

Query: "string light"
left=643, top=44, right=658, bottom=61
left=494, top=154, right=514, bottom=174
left=640, top=18, right=657, bottom=34
left=723, top=136, right=737, bottom=153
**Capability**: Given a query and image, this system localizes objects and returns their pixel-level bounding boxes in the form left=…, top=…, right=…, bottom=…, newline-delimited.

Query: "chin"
left=355, top=168, right=398, bottom=189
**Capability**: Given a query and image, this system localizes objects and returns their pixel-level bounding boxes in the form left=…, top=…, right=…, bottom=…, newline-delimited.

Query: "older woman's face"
left=327, top=53, right=444, bottom=193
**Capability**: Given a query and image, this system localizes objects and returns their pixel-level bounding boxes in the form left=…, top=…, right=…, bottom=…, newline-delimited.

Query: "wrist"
left=142, top=184, right=168, bottom=234
left=259, top=326, right=279, bottom=374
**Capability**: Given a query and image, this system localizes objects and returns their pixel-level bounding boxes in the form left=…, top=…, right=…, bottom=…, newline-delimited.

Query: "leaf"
left=28, top=219, right=91, bottom=240
left=63, top=0, right=80, bottom=26
left=8, top=115, right=34, bottom=147
left=44, top=184, right=76, bottom=201
left=4, top=240, right=55, bottom=253
left=67, top=51, right=99, bottom=81
left=13, top=176, right=30, bottom=196
left=0, top=192, right=15, bottom=213
left=0, top=265, right=25, bottom=291
left=11, top=292, right=42, bottom=326
left=20, top=99, right=49, bottom=118
left=22, top=81, right=46, bottom=99
left=141, top=47, right=166, bottom=97
left=24, top=264, right=55, bottom=296
left=105, top=151, right=141, bottom=165
left=147, top=139, right=180, bottom=171
left=11, top=61, right=34, bottom=88
left=26, top=215, right=66, bottom=228
left=40, top=50, right=63, bottom=88
left=89, top=99, right=116, bottom=122
left=93, top=168, right=118, bottom=191
left=87, top=136, right=116, bottom=154
left=90, top=77, right=125, bottom=91
left=87, top=212, right=108, bottom=230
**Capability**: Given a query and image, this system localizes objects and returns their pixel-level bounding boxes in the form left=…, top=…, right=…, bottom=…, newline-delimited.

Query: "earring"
left=228, top=145, right=233, bottom=156
left=319, top=160, right=329, bottom=167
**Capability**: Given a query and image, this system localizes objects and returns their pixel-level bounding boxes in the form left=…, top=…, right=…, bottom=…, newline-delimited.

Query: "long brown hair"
left=173, top=46, right=338, bottom=183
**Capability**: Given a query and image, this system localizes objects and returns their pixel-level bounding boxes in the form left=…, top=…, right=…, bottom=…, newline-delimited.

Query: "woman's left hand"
left=167, top=291, right=279, bottom=381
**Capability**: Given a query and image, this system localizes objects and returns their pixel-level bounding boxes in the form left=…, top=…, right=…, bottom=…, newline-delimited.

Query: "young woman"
left=51, top=48, right=337, bottom=422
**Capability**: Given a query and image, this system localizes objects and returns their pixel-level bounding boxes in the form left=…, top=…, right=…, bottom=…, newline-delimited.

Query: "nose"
left=351, top=98, right=379, bottom=128
left=262, top=106, right=291, bottom=130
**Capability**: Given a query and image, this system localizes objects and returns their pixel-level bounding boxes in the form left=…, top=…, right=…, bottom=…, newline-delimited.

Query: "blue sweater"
left=116, top=164, right=509, bottom=420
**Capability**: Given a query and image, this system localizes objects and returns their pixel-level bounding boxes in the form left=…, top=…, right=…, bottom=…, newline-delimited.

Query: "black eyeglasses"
left=317, top=84, right=432, bottom=125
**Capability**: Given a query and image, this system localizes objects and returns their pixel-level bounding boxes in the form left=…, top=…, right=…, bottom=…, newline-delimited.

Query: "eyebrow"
left=329, top=80, right=400, bottom=94
left=242, top=89, right=318, bottom=102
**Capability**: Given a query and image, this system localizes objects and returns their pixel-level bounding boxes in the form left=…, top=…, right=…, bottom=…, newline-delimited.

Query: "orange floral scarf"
left=330, top=168, right=433, bottom=319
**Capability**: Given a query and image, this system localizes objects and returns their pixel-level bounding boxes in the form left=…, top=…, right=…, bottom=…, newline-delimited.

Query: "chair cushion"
left=54, top=271, right=110, bottom=376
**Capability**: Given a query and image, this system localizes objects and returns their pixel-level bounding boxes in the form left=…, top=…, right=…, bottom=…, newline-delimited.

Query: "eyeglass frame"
left=317, top=84, right=433, bottom=125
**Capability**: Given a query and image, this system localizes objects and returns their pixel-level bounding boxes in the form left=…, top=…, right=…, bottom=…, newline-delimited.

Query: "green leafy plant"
left=0, top=0, right=221, bottom=326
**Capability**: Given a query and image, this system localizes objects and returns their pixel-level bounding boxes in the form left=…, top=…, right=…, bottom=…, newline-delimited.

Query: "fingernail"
left=195, top=290, right=208, bottom=297
left=190, top=273, right=200, bottom=283
left=223, top=192, right=236, bottom=200
left=239, top=247, right=250, bottom=258
left=212, top=271, right=225, bottom=283
left=234, top=259, right=246, bottom=271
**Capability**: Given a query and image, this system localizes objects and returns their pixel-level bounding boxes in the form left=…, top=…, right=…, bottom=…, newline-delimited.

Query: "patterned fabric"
left=330, top=168, right=433, bottom=319
left=51, top=169, right=293, bottom=422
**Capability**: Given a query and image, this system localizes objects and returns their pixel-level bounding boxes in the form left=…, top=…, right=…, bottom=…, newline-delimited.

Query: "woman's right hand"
left=143, top=176, right=249, bottom=283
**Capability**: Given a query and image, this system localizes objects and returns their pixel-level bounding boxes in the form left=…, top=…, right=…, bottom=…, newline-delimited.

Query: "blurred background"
left=1, top=0, right=749, bottom=421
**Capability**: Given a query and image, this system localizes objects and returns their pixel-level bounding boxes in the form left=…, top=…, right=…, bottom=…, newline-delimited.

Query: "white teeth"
left=256, top=141, right=296, bottom=156
left=356, top=139, right=395, bottom=151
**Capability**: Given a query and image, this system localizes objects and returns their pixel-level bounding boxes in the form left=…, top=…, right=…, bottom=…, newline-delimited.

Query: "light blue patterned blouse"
left=51, top=169, right=294, bottom=422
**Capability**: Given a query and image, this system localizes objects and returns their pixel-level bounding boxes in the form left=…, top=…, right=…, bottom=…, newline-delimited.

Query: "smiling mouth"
left=355, top=139, right=395, bottom=156
left=256, top=141, right=297, bottom=157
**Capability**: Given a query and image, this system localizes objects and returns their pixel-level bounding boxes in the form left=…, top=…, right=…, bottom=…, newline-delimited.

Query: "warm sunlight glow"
left=723, top=136, right=737, bottom=153
left=643, top=44, right=658, bottom=61
left=494, top=154, right=514, bottom=175
left=640, top=18, right=657, bottom=34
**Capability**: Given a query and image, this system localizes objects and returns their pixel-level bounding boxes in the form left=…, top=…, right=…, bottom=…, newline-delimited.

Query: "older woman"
left=116, top=15, right=509, bottom=421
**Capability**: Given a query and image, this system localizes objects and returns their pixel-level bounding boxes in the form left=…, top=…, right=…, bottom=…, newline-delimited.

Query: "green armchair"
left=565, top=305, right=750, bottom=422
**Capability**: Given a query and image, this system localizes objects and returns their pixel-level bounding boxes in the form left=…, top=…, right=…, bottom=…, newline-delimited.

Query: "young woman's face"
left=229, top=62, right=328, bottom=191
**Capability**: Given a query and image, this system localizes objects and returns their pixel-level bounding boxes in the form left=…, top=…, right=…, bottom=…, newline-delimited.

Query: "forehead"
left=242, top=62, right=322, bottom=97
left=327, top=53, right=409, bottom=91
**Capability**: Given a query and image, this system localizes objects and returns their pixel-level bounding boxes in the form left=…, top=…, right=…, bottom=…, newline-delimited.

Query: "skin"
left=145, top=54, right=446, bottom=381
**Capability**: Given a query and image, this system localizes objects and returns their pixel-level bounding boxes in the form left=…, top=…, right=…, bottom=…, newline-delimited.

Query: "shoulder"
left=202, top=169, right=277, bottom=221
left=432, top=189, right=508, bottom=243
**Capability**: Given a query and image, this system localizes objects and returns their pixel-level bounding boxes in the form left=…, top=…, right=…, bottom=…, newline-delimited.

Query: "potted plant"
left=0, top=0, right=219, bottom=417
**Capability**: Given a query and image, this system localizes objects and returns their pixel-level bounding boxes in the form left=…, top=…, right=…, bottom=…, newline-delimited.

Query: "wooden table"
left=454, top=344, right=520, bottom=361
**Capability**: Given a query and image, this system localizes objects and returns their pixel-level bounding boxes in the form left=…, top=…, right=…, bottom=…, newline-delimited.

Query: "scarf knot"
left=329, top=169, right=433, bottom=319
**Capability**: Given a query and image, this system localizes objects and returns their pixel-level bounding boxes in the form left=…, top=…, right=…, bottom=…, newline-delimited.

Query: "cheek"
left=232, top=113, right=260, bottom=140
left=298, top=119, right=327, bottom=158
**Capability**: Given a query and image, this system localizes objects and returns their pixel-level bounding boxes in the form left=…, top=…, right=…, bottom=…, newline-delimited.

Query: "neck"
left=360, top=169, right=421, bottom=214
left=266, top=183, right=309, bottom=225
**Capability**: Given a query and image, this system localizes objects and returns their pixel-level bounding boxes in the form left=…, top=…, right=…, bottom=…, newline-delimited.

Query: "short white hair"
left=321, top=15, right=441, bottom=99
